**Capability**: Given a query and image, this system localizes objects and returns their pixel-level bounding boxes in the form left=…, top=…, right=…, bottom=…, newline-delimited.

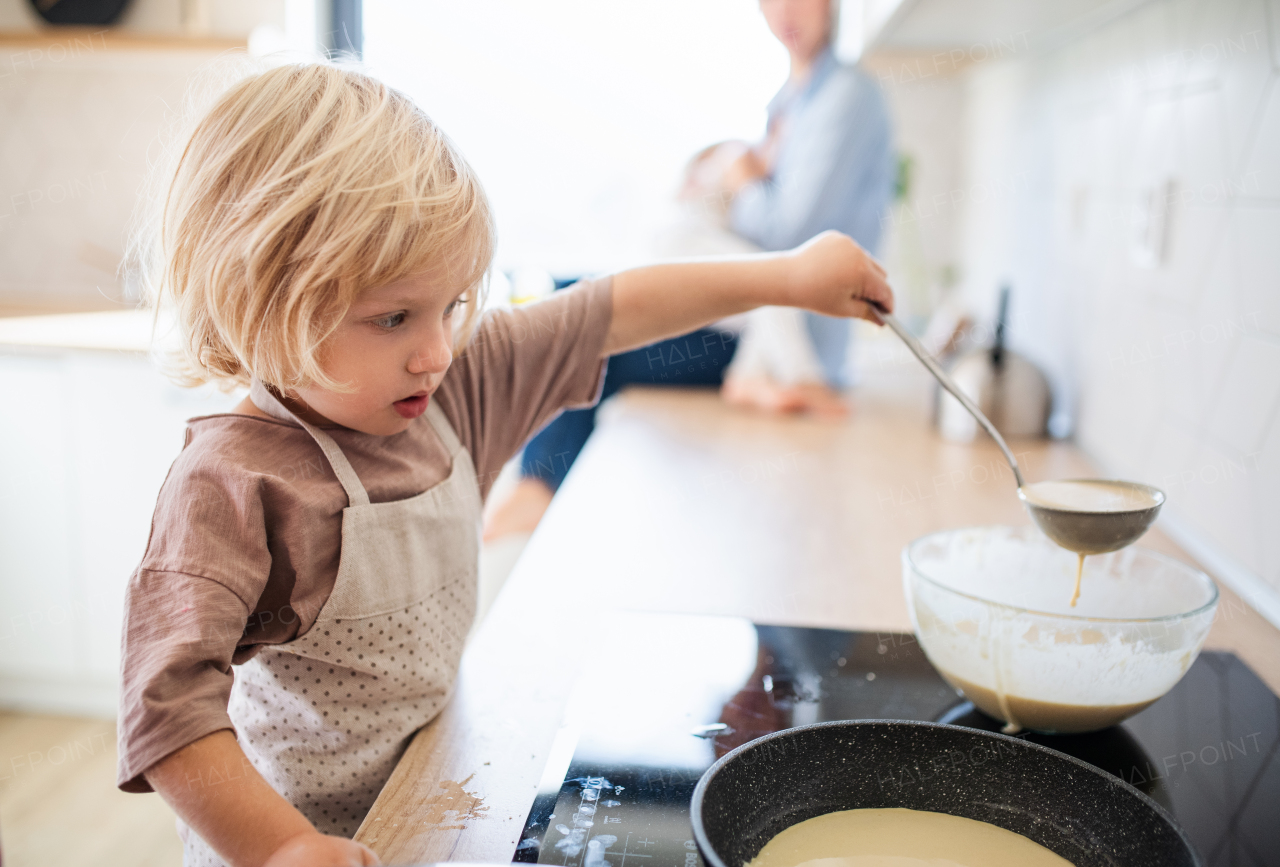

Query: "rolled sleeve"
left=117, top=570, right=249, bottom=792
left=434, top=276, right=613, bottom=496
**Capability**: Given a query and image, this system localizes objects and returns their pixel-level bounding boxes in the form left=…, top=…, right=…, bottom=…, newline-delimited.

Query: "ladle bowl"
left=870, top=305, right=1164, bottom=550
left=1019, top=480, right=1165, bottom=555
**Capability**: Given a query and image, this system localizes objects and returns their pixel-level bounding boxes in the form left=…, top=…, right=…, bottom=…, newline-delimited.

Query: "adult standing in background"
left=716, top=0, right=895, bottom=414
left=484, top=0, right=894, bottom=539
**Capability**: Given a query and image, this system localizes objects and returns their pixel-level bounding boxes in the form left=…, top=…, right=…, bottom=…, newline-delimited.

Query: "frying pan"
left=690, top=720, right=1199, bottom=867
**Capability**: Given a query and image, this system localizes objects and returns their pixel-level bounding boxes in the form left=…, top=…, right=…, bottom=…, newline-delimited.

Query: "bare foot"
left=483, top=477, right=554, bottom=542
left=721, top=375, right=849, bottom=419
left=777, top=382, right=850, bottom=420
left=721, top=374, right=808, bottom=414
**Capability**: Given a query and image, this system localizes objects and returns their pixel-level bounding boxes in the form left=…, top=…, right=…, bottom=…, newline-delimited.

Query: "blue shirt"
left=731, top=49, right=895, bottom=255
left=729, top=50, right=894, bottom=387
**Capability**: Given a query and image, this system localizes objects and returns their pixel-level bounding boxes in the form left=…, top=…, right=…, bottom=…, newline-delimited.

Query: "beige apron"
left=183, top=394, right=481, bottom=865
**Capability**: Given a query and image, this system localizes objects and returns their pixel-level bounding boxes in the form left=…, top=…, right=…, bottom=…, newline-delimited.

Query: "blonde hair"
left=136, top=61, right=493, bottom=391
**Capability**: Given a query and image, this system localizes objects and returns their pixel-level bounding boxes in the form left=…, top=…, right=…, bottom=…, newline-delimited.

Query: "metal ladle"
left=870, top=306, right=1164, bottom=555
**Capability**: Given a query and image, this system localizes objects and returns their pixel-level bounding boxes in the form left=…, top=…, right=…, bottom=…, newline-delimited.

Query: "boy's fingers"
left=857, top=271, right=894, bottom=315
left=848, top=300, right=880, bottom=323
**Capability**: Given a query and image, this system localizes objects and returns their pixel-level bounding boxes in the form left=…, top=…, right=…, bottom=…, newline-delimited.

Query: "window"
left=364, top=0, right=788, bottom=275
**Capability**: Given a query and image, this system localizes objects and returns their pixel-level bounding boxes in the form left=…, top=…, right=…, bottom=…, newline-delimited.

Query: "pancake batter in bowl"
left=746, top=807, right=1074, bottom=867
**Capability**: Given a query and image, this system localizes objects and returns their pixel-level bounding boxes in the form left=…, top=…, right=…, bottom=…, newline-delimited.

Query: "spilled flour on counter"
left=423, top=773, right=489, bottom=830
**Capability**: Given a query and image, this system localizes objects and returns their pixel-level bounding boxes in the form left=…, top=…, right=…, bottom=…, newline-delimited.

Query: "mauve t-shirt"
left=117, top=279, right=612, bottom=792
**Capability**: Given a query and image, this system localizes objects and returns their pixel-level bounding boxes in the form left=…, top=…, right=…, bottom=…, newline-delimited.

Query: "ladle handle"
left=870, top=305, right=1026, bottom=489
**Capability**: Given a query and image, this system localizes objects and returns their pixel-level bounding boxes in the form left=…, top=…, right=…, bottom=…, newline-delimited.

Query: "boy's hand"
left=605, top=230, right=895, bottom=356
left=263, top=831, right=380, bottom=867
left=146, top=730, right=378, bottom=867
left=784, top=231, right=894, bottom=322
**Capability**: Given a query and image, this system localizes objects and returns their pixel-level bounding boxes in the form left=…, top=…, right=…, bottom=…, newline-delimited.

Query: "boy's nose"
left=407, top=335, right=452, bottom=375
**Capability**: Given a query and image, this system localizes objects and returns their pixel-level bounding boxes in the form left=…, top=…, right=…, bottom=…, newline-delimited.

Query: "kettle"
left=937, top=286, right=1051, bottom=442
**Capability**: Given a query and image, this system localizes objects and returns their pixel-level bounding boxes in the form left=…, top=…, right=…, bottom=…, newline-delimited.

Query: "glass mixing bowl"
left=903, top=526, right=1218, bottom=735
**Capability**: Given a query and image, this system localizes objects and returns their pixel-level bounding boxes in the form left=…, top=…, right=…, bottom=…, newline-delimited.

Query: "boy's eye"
left=444, top=296, right=468, bottom=318
left=371, top=312, right=407, bottom=330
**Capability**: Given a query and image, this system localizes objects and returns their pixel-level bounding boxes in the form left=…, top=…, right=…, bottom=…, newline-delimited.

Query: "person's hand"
left=263, top=831, right=380, bottom=867
left=721, top=148, right=769, bottom=194
left=783, top=231, right=893, bottom=323
left=679, top=141, right=750, bottom=202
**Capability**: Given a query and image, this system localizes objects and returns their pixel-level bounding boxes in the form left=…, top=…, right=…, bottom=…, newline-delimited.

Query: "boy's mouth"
left=392, top=391, right=431, bottom=419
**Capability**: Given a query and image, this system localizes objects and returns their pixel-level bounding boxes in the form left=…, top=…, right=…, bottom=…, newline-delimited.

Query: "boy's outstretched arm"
left=146, top=730, right=380, bottom=867
left=603, top=230, right=893, bottom=356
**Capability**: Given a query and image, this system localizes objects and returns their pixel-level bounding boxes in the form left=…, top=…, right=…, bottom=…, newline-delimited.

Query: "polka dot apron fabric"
left=182, top=400, right=480, bottom=865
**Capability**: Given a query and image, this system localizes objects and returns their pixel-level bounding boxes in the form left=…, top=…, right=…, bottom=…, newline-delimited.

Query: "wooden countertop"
left=0, top=308, right=176, bottom=353
left=354, top=372, right=1280, bottom=864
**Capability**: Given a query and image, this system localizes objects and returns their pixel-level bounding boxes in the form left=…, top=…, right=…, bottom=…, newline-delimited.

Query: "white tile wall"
left=866, top=62, right=968, bottom=323
left=1248, top=81, right=1280, bottom=197
left=1232, top=207, right=1280, bottom=334
left=1216, top=0, right=1274, bottom=168
left=1259, top=404, right=1280, bottom=581
left=1209, top=336, right=1280, bottom=455
left=957, top=0, right=1280, bottom=622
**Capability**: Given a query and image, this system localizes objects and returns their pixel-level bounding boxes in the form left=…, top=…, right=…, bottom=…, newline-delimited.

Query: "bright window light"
left=364, top=0, right=789, bottom=276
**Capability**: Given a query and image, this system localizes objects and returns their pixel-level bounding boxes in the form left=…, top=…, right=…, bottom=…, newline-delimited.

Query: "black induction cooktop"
left=513, top=612, right=1280, bottom=867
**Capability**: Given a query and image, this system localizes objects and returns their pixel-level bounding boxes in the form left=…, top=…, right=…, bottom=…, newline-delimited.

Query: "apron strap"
left=292, top=418, right=372, bottom=507
left=249, top=378, right=371, bottom=507
left=424, top=400, right=464, bottom=454
left=248, top=379, right=463, bottom=507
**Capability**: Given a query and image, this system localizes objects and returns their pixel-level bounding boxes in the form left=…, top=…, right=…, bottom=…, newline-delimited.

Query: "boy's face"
left=287, top=269, right=469, bottom=436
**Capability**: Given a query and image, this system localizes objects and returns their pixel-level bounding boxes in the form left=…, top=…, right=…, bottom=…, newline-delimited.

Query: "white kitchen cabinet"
left=0, top=323, right=240, bottom=717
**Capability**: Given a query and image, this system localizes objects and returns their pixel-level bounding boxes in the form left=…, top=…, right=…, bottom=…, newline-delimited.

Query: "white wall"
left=0, top=0, right=292, bottom=314
left=362, top=0, right=791, bottom=276
left=0, top=45, right=231, bottom=313
left=957, top=0, right=1280, bottom=623
left=866, top=53, right=967, bottom=326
